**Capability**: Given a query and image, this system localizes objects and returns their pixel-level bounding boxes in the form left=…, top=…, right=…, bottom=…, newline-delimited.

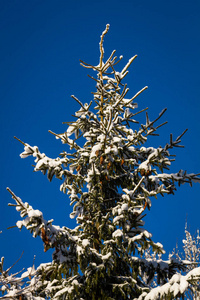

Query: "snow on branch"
left=137, top=267, right=200, bottom=300
left=131, top=254, right=187, bottom=286
left=0, top=255, right=38, bottom=300
left=99, top=24, right=110, bottom=69
left=6, top=188, right=75, bottom=258
left=19, top=142, right=67, bottom=181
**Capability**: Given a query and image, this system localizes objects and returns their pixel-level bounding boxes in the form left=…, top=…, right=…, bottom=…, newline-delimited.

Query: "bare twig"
left=6, top=188, right=26, bottom=209
left=14, top=136, right=26, bottom=146
left=132, top=176, right=145, bottom=194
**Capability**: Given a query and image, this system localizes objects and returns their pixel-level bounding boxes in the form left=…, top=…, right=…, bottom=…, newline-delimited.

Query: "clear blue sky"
left=1, top=0, right=200, bottom=272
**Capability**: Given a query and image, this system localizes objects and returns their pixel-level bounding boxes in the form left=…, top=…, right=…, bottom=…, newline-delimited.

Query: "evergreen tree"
left=1, top=24, right=200, bottom=299
left=172, top=224, right=200, bottom=300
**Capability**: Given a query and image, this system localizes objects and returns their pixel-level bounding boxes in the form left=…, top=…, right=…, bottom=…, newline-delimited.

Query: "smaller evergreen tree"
left=172, top=224, right=200, bottom=300
left=1, top=24, right=200, bottom=299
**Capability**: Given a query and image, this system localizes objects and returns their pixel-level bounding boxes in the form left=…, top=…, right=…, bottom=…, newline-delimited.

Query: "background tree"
left=1, top=24, right=200, bottom=300
left=172, top=224, right=200, bottom=300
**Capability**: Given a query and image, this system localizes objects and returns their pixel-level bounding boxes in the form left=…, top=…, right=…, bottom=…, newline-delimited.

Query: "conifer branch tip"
left=14, top=136, right=26, bottom=146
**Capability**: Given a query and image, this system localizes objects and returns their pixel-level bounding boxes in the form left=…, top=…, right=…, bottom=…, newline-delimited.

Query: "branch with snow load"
left=131, top=255, right=188, bottom=287
left=19, top=142, right=67, bottom=182
left=136, top=267, right=200, bottom=300
left=7, top=188, right=76, bottom=262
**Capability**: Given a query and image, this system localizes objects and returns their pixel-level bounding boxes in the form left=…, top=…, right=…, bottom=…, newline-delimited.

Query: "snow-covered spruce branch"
left=7, top=188, right=75, bottom=258
left=0, top=257, right=84, bottom=300
left=131, top=255, right=188, bottom=286
left=0, top=255, right=38, bottom=299
left=18, top=141, right=67, bottom=182
left=136, top=267, right=200, bottom=300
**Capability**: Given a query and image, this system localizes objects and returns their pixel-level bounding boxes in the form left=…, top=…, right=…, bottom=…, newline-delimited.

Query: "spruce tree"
left=1, top=24, right=200, bottom=299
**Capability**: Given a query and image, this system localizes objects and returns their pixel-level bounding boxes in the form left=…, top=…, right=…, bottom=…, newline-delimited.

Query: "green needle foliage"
left=1, top=25, right=200, bottom=300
